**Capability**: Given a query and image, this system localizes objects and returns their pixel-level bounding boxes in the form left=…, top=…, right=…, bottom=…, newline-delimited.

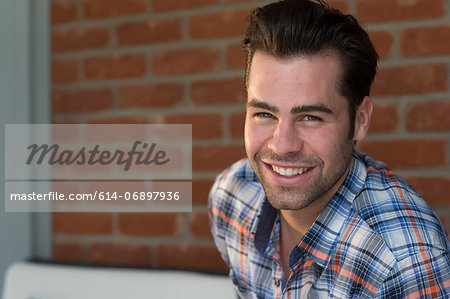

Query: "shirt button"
left=274, top=279, right=280, bottom=287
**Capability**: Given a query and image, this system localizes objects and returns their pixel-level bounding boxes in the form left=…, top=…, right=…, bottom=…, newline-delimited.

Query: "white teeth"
left=286, top=168, right=293, bottom=176
left=271, top=165, right=309, bottom=177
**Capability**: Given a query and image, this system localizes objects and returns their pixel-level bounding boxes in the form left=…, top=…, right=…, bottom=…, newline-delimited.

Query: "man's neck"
left=280, top=200, right=328, bottom=239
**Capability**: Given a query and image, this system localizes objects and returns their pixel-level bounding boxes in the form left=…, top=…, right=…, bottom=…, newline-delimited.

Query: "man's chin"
left=264, top=188, right=317, bottom=211
left=266, top=198, right=316, bottom=211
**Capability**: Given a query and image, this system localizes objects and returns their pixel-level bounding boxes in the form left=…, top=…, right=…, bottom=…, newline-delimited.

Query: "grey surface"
left=0, top=0, right=51, bottom=296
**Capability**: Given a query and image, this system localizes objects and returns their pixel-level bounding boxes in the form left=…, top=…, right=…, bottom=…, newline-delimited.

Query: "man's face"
left=245, top=51, right=367, bottom=210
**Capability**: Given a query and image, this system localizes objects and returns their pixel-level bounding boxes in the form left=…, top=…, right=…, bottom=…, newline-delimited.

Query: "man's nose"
left=267, top=121, right=303, bottom=156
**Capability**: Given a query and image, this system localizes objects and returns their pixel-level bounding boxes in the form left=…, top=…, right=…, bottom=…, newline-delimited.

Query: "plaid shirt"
left=209, top=151, right=450, bottom=298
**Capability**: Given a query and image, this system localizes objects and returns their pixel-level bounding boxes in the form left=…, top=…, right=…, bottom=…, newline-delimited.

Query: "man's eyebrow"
left=248, top=99, right=333, bottom=115
left=247, top=99, right=279, bottom=112
left=291, top=104, right=333, bottom=115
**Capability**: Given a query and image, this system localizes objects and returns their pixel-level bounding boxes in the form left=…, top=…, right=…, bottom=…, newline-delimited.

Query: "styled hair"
left=243, top=0, right=378, bottom=138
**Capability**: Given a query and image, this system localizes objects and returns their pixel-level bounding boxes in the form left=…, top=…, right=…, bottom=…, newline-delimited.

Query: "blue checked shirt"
left=209, top=151, right=450, bottom=298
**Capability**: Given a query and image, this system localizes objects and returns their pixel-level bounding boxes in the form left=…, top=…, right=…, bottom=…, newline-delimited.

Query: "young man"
left=208, top=0, right=450, bottom=298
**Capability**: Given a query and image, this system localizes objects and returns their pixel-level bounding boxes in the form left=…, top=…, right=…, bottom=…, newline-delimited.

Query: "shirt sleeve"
left=209, top=178, right=246, bottom=296
left=377, top=249, right=450, bottom=298
left=208, top=177, right=232, bottom=267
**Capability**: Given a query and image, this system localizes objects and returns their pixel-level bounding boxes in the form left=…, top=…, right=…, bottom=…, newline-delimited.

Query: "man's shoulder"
left=352, top=152, right=450, bottom=260
left=208, top=159, right=265, bottom=232
left=212, top=158, right=258, bottom=187
left=209, top=158, right=262, bottom=200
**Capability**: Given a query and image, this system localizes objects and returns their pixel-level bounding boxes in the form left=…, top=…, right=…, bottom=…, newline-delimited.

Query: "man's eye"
left=254, top=112, right=274, bottom=119
left=303, top=115, right=322, bottom=122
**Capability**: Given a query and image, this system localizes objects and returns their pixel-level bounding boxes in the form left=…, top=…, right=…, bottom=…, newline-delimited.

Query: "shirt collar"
left=253, top=151, right=368, bottom=269
left=254, top=199, right=277, bottom=253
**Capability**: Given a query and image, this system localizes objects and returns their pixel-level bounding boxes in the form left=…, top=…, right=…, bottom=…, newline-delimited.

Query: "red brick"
left=226, top=0, right=349, bottom=12
left=190, top=9, right=250, bottom=40
left=230, top=110, right=246, bottom=138
left=401, top=26, right=450, bottom=57
left=372, top=64, right=447, bottom=97
left=84, top=54, right=146, bottom=80
left=152, top=0, right=218, bottom=12
left=224, top=0, right=253, bottom=3
left=406, top=177, right=450, bottom=206
left=152, top=48, right=220, bottom=75
left=88, top=242, right=151, bottom=266
left=52, top=27, right=109, bottom=53
left=119, top=213, right=179, bottom=236
left=118, top=83, right=183, bottom=108
left=157, top=244, right=227, bottom=271
left=226, top=0, right=350, bottom=11
left=52, top=88, right=113, bottom=114
left=52, top=60, right=78, bottom=84
left=193, top=144, right=246, bottom=171
left=406, top=100, right=450, bottom=132
left=83, top=0, right=147, bottom=19
left=327, top=0, right=350, bottom=13
left=226, top=44, right=246, bottom=70
left=53, top=242, right=83, bottom=262
left=190, top=213, right=212, bottom=238
left=368, top=31, right=394, bottom=60
left=369, top=104, right=398, bottom=133
left=116, top=18, right=182, bottom=46
left=165, top=113, right=223, bottom=139
left=87, top=116, right=148, bottom=124
left=53, top=212, right=113, bottom=234
left=51, top=1, right=78, bottom=24
left=192, top=180, right=214, bottom=206
left=359, top=139, right=447, bottom=169
left=191, top=77, right=246, bottom=105
left=356, top=0, right=445, bottom=23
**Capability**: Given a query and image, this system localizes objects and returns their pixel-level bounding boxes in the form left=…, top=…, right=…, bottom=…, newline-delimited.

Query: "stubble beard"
left=252, top=145, right=354, bottom=211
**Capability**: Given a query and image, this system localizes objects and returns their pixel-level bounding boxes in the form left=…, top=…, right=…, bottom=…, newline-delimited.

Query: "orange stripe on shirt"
left=239, top=206, right=258, bottom=289
left=390, top=173, right=438, bottom=295
left=331, top=214, right=358, bottom=285
left=403, top=279, right=449, bottom=299
left=329, top=264, right=379, bottom=294
left=210, top=206, right=252, bottom=237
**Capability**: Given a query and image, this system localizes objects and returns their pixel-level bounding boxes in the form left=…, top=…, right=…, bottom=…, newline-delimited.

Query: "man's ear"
left=353, top=96, right=373, bottom=142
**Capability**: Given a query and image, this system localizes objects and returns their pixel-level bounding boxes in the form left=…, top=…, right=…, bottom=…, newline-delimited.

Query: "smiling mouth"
left=271, top=165, right=311, bottom=177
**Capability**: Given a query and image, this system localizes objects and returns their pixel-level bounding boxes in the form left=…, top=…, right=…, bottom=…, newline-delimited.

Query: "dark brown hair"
left=244, top=0, right=378, bottom=138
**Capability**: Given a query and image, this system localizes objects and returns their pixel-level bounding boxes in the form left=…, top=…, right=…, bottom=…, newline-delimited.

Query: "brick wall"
left=50, top=0, right=450, bottom=270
